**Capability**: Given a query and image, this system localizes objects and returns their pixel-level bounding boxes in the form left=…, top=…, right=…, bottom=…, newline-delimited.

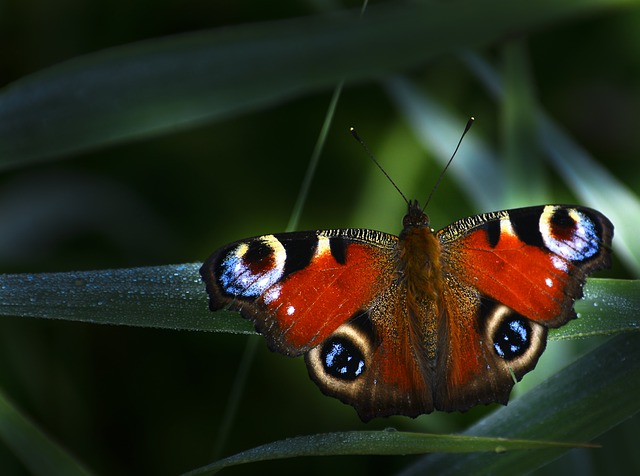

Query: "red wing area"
left=448, top=227, right=572, bottom=323
left=200, top=230, right=400, bottom=356
left=433, top=278, right=549, bottom=412
left=348, top=328, right=434, bottom=420
left=435, top=287, right=508, bottom=409
left=267, top=240, right=392, bottom=353
left=439, top=206, right=612, bottom=327
left=304, top=282, right=435, bottom=420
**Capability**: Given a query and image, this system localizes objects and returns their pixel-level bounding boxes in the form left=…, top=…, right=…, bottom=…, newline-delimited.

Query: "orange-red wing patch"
left=266, top=241, right=390, bottom=351
left=447, top=227, right=571, bottom=323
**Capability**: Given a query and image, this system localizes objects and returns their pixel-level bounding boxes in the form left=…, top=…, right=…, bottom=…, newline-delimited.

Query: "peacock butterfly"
left=200, top=155, right=613, bottom=422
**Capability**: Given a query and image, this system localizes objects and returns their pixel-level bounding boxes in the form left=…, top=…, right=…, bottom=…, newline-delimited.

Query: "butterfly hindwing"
left=434, top=285, right=549, bottom=411
left=305, top=302, right=434, bottom=421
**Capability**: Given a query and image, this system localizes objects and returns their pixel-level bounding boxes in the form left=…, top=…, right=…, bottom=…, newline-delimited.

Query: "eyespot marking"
left=493, top=317, right=531, bottom=360
left=480, top=299, right=547, bottom=379
left=321, top=337, right=366, bottom=381
left=540, top=206, right=601, bottom=262
left=305, top=311, right=375, bottom=393
left=217, top=235, right=286, bottom=298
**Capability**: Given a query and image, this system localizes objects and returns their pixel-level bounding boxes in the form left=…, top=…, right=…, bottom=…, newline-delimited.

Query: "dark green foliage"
left=0, top=1, right=639, bottom=474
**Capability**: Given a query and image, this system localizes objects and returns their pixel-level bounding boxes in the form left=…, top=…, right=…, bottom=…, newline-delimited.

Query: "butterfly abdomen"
left=397, top=218, right=445, bottom=365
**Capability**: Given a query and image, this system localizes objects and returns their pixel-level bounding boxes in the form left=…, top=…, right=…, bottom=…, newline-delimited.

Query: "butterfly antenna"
left=350, top=127, right=409, bottom=205
left=423, top=117, right=475, bottom=212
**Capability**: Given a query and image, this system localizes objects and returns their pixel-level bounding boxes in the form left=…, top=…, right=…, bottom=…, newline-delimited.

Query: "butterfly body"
left=201, top=202, right=612, bottom=421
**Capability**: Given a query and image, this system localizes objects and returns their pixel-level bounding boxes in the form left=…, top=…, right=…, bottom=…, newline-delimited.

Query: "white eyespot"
left=540, top=206, right=600, bottom=262
left=545, top=277, right=553, bottom=288
left=286, top=305, right=296, bottom=316
left=218, top=235, right=286, bottom=297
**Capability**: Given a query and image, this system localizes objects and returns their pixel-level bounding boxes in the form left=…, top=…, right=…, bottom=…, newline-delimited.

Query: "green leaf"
left=1, top=0, right=636, bottom=168
left=501, top=41, right=548, bottom=206
left=185, top=430, right=591, bottom=475
left=0, top=264, right=252, bottom=333
left=0, top=266, right=634, bottom=338
left=0, top=388, right=91, bottom=475
left=554, top=278, right=640, bottom=339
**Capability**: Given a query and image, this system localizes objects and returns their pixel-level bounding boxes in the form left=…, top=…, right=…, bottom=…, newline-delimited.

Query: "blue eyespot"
left=493, top=317, right=531, bottom=360
left=321, top=338, right=365, bottom=381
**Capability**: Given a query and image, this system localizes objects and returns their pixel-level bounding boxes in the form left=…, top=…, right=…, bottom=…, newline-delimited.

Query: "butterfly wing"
left=433, top=205, right=613, bottom=410
left=200, top=229, right=433, bottom=420
left=201, top=205, right=613, bottom=419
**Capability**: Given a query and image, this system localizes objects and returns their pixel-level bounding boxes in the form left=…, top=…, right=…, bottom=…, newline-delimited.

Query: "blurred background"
left=0, top=1, right=638, bottom=474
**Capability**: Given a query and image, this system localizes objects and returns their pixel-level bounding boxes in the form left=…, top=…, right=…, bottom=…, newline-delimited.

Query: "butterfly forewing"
left=201, top=229, right=396, bottom=355
left=439, top=205, right=613, bottom=326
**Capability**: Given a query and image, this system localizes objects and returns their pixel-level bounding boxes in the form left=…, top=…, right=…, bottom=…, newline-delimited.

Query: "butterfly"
left=200, top=196, right=613, bottom=421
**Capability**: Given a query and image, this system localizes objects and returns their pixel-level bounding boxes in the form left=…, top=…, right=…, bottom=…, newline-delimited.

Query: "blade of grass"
left=553, top=278, right=640, bottom=339
left=461, top=51, right=640, bottom=275
left=1, top=0, right=636, bottom=168
left=501, top=41, right=548, bottom=206
left=0, top=267, right=634, bottom=336
left=286, top=81, right=344, bottom=232
left=0, top=388, right=92, bottom=476
left=184, top=430, right=591, bottom=475
left=0, top=264, right=252, bottom=333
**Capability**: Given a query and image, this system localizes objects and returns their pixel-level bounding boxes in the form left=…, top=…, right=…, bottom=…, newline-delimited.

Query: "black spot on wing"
left=329, top=236, right=348, bottom=265
left=550, top=207, right=574, bottom=228
left=485, top=220, right=501, bottom=248
left=320, top=337, right=365, bottom=381
left=509, top=207, right=545, bottom=247
left=274, top=232, right=317, bottom=278
left=493, top=316, right=532, bottom=360
left=243, top=239, right=272, bottom=264
left=478, top=297, right=534, bottom=362
left=316, top=310, right=376, bottom=383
